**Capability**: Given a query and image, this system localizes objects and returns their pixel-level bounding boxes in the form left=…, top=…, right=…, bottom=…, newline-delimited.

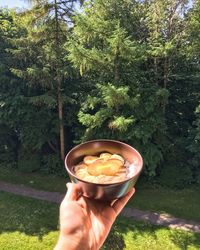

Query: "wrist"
left=54, top=235, right=70, bottom=250
left=54, top=234, right=89, bottom=250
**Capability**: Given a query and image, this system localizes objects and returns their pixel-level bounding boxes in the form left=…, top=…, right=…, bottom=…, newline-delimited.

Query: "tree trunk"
left=55, top=0, right=65, bottom=160
left=58, top=79, right=65, bottom=161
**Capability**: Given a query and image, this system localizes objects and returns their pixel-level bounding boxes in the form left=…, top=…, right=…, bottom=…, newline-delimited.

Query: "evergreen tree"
left=186, top=0, right=200, bottom=183
left=0, top=9, right=23, bottom=166
left=0, top=0, right=199, bottom=182
left=10, top=0, right=82, bottom=160
left=68, top=0, right=168, bottom=176
left=145, top=0, right=189, bottom=108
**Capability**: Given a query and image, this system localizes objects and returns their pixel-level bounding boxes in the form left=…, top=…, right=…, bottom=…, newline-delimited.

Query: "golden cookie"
left=83, top=156, right=99, bottom=165
left=87, top=158, right=123, bottom=176
left=110, top=154, right=124, bottom=164
left=99, top=153, right=112, bottom=161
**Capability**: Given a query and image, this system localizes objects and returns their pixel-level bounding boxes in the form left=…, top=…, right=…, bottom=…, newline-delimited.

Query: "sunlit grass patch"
left=1, top=192, right=199, bottom=250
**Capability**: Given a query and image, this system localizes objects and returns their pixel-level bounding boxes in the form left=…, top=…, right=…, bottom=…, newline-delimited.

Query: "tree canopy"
left=0, top=0, right=199, bottom=186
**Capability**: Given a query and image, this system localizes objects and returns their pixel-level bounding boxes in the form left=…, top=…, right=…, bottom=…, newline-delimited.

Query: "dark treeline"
left=0, top=0, right=200, bottom=187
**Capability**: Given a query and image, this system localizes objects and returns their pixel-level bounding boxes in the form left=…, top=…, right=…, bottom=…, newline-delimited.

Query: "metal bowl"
left=65, top=139, right=143, bottom=200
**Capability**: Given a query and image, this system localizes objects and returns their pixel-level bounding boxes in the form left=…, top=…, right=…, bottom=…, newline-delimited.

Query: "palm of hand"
left=58, top=183, right=135, bottom=250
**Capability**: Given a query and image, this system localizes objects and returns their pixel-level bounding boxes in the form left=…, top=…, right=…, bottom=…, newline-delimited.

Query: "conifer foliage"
left=0, top=0, right=199, bottom=182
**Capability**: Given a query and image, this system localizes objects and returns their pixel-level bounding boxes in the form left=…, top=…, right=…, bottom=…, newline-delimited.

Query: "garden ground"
left=1, top=191, right=200, bottom=250
left=0, top=167, right=200, bottom=221
left=0, top=167, right=200, bottom=249
left=1, top=180, right=200, bottom=233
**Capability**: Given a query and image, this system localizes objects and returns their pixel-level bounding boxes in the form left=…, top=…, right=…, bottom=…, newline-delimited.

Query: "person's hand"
left=54, top=183, right=135, bottom=250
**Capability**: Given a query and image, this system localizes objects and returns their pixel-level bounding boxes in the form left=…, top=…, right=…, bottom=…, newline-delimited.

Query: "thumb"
left=65, top=182, right=83, bottom=201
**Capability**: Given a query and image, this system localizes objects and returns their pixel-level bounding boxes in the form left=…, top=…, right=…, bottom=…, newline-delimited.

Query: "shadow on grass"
left=0, top=192, right=59, bottom=240
left=0, top=166, right=68, bottom=193
left=102, top=217, right=200, bottom=250
left=1, top=192, right=200, bottom=249
left=101, top=225, right=126, bottom=250
left=128, top=178, right=200, bottom=223
left=169, top=230, right=200, bottom=250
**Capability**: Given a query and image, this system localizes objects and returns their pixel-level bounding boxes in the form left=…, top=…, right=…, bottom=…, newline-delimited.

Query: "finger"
left=112, top=188, right=135, bottom=216
left=65, top=182, right=83, bottom=201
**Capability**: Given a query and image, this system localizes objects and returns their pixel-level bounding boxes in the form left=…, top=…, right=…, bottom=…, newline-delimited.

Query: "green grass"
left=0, top=167, right=200, bottom=222
left=0, top=166, right=68, bottom=193
left=128, top=179, right=200, bottom=222
left=0, top=192, right=59, bottom=250
left=103, top=218, right=200, bottom=250
left=0, top=192, right=200, bottom=250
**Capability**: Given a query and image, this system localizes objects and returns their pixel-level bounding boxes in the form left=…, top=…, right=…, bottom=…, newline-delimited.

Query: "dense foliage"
left=0, top=0, right=199, bottom=186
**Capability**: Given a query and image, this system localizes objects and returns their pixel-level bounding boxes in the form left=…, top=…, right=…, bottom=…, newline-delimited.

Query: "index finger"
left=64, top=183, right=83, bottom=202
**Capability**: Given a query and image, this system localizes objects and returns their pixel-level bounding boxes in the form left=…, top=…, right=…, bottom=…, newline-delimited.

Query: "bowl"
left=65, top=139, right=143, bottom=200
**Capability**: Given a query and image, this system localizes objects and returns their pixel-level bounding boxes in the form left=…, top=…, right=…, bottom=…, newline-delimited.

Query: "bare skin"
left=54, top=183, right=135, bottom=250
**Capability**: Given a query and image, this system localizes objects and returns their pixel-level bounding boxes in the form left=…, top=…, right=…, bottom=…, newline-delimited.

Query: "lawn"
left=0, top=167, right=68, bottom=193
left=128, top=180, right=200, bottom=222
left=0, top=167, right=200, bottom=222
left=0, top=192, right=200, bottom=250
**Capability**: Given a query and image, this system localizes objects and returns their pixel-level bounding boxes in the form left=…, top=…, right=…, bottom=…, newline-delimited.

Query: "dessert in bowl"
left=65, top=140, right=143, bottom=200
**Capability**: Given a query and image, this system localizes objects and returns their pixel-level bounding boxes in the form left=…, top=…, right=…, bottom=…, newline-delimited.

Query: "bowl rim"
left=65, top=139, right=143, bottom=186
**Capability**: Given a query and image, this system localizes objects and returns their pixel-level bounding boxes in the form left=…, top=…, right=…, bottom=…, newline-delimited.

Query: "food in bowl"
left=74, top=152, right=137, bottom=184
left=65, top=140, right=143, bottom=200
